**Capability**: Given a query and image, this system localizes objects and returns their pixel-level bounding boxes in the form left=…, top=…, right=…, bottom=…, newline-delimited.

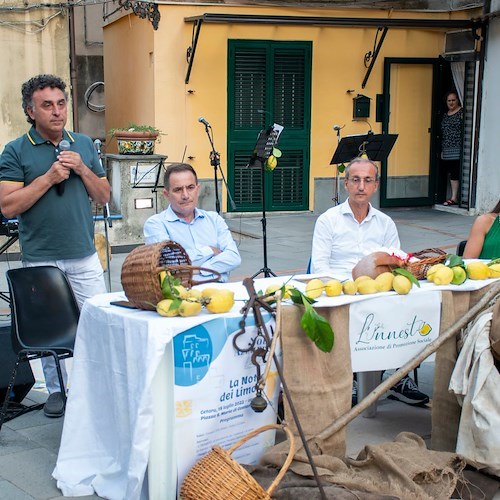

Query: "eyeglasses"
left=346, top=177, right=377, bottom=185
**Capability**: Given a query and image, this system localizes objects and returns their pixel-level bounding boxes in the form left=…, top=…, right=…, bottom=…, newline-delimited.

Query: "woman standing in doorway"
left=441, top=91, right=463, bottom=206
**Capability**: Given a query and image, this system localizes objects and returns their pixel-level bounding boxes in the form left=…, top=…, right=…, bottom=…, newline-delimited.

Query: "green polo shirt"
left=0, top=127, right=105, bottom=261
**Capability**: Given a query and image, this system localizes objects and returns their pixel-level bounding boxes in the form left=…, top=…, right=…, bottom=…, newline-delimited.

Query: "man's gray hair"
left=344, top=157, right=379, bottom=180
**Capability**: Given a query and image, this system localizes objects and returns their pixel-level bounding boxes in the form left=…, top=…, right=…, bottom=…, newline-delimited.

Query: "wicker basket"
left=180, top=424, right=295, bottom=500
left=404, top=248, right=448, bottom=280
left=121, top=241, right=221, bottom=310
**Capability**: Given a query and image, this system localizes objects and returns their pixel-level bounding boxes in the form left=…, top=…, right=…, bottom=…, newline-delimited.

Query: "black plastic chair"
left=0, top=266, right=79, bottom=430
left=457, top=240, right=467, bottom=257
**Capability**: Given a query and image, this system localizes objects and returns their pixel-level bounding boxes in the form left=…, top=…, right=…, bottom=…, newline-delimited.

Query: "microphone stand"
left=332, top=125, right=345, bottom=206
left=201, top=123, right=237, bottom=213
left=251, top=157, right=276, bottom=279
left=94, top=140, right=112, bottom=292
left=251, top=124, right=277, bottom=279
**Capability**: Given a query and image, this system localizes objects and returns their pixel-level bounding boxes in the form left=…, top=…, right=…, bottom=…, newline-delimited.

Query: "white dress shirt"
left=311, top=199, right=400, bottom=281
left=144, top=206, right=241, bottom=282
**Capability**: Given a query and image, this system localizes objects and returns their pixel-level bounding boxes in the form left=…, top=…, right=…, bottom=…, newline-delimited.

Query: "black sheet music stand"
left=330, top=133, right=398, bottom=164
left=247, top=126, right=280, bottom=278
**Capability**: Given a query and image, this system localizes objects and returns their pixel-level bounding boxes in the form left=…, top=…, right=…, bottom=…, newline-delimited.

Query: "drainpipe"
left=68, top=0, right=79, bottom=131
left=470, top=3, right=490, bottom=209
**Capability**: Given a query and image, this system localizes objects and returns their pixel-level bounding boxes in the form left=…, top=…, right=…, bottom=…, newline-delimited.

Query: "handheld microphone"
left=57, top=139, right=71, bottom=195
left=198, top=116, right=211, bottom=128
left=94, top=138, right=102, bottom=156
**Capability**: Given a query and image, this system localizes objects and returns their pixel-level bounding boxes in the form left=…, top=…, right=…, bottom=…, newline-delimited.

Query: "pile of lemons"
left=156, top=272, right=235, bottom=317
left=302, top=273, right=414, bottom=297
left=427, top=260, right=500, bottom=285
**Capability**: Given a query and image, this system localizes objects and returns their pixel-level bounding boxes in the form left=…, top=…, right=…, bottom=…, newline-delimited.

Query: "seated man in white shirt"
left=311, top=157, right=429, bottom=407
left=143, top=163, right=241, bottom=282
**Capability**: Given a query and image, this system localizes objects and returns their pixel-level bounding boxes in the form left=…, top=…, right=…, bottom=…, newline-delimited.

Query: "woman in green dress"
left=463, top=199, right=500, bottom=259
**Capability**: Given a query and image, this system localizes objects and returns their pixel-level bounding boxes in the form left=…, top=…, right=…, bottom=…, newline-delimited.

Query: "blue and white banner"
left=173, top=314, right=280, bottom=486
left=349, top=291, right=441, bottom=372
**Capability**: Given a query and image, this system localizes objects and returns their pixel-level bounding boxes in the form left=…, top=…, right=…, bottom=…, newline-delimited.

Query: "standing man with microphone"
left=0, top=74, right=110, bottom=418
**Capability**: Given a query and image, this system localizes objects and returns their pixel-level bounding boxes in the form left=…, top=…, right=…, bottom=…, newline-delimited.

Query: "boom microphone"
left=57, top=139, right=71, bottom=195
left=198, top=116, right=211, bottom=128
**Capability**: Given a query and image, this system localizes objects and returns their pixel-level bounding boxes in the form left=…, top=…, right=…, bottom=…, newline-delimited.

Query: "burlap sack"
left=490, top=298, right=500, bottom=361
left=279, top=304, right=352, bottom=458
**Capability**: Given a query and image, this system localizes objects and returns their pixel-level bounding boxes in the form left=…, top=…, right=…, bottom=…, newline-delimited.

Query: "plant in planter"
left=109, top=123, right=161, bottom=155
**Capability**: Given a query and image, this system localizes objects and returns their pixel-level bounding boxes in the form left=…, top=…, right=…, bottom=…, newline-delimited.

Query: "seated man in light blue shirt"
left=143, top=163, right=241, bottom=282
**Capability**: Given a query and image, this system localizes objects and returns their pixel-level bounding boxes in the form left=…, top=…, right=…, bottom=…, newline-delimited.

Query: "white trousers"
left=23, top=253, right=106, bottom=394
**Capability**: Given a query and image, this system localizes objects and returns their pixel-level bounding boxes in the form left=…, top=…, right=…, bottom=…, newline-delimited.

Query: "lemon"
left=173, top=284, right=189, bottom=298
left=450, top=266, right=467, bottom=285
left=156, top=299, right=179, bottom=317
left=342, top=280, right=358, bottom=295
left=354, top=275, right=372, bottom=286
left=357, top=279, right=379, bottom=295
left=466, top=261, right=490, bottom=280
left=265, top=283, right=293, bottom=300
left=489, top=263, right=500, bottom=278
left=305, top=278, right=325, bottom=299
left=187, top=288, right=203, bottom=300
left=426, top=263, right=446, bottom=282
left=178, top=300, right=202, bottom=317
left=206, top=290, right=235, bottom=314
left=324, top=279, right=342, bottom=297
left=432, top=266, right=454, bottom=285
left=201, top=287, right=220, bottom=298
left=393, top=275, right=412, bottom=295
left=374, top=272, right=394, bottom=292
left=159, top=270, right=167, bottom=284
left=266, top=155, right=277, bottom=171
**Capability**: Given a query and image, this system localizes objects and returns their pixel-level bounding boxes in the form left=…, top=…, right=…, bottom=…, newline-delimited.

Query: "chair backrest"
left=306, top=257, right=312, bottom=274
left=6, top=266, right=80, bottom=353
left=456, top=240, right=467, bottom=257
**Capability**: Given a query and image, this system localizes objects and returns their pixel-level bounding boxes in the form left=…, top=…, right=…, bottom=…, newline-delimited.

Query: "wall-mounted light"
left=134, top=198, right=154, bottom=209
left=187, top=89, right=195, bottom=94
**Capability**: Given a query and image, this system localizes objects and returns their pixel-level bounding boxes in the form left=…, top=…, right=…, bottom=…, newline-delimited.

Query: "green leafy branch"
left=263, top=284, right=334, bottom=353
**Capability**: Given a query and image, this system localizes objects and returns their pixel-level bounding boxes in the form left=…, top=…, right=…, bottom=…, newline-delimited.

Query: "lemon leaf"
left=487, top=257, right=500, bottom=266
left=300, top=304, right=334, bottom=353
left=393, top=268, right=420, bottom=287
left=447, top=255, right=464, bottom=268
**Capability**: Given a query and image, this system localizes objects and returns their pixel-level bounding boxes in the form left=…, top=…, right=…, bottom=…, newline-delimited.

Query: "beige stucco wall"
left=0, top=6, right=71, bottom=150
left=103, top=5, right=475, bottom=210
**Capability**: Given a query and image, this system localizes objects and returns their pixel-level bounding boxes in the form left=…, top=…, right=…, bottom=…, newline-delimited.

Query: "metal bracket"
left=185, top=19, right=203, bottom=84
left=118, top=0, right=161, bottom=30
left=362, top=27, right=389, bottom=89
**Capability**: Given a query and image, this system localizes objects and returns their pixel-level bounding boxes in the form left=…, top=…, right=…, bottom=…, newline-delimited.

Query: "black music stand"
left=330, top=133, right=398, bottom=165
left=247, top=126, right=280, bottom=278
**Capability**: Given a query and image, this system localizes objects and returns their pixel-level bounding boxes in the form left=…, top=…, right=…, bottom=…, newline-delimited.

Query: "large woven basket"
left=121, top=241, right=221, bottom=310
left=404, top=248, right=448, bottom=280
left=180, top=424, right=295, bottom=500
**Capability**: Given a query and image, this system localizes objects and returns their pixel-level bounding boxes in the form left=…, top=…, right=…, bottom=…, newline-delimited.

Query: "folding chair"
left=0, top=266, right=79, bottom=430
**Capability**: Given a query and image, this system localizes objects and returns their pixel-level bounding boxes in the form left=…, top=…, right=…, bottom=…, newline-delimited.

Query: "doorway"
left=381, top=57, right=442, bottom=207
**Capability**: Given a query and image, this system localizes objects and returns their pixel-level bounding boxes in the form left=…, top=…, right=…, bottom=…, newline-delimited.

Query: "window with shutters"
left=228, top=40, right=311, bottom=212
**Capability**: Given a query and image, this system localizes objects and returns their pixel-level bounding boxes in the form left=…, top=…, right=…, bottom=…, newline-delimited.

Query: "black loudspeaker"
left=0, top=325, right=35, bottom=403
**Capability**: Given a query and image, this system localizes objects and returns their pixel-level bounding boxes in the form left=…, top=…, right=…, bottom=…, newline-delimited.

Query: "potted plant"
left=109, top=123, right=161, bottom=155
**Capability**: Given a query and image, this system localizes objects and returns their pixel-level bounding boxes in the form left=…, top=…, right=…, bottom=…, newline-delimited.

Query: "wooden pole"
left=312, top=281, right=500, bottom=445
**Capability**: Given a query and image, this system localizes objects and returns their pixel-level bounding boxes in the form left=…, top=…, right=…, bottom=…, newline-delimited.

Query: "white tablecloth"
left=52, top=275, right=498, bottom=499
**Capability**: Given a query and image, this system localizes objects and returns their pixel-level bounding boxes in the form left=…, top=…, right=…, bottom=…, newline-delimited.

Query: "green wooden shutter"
left=228, top=40, right=311, bottom=212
